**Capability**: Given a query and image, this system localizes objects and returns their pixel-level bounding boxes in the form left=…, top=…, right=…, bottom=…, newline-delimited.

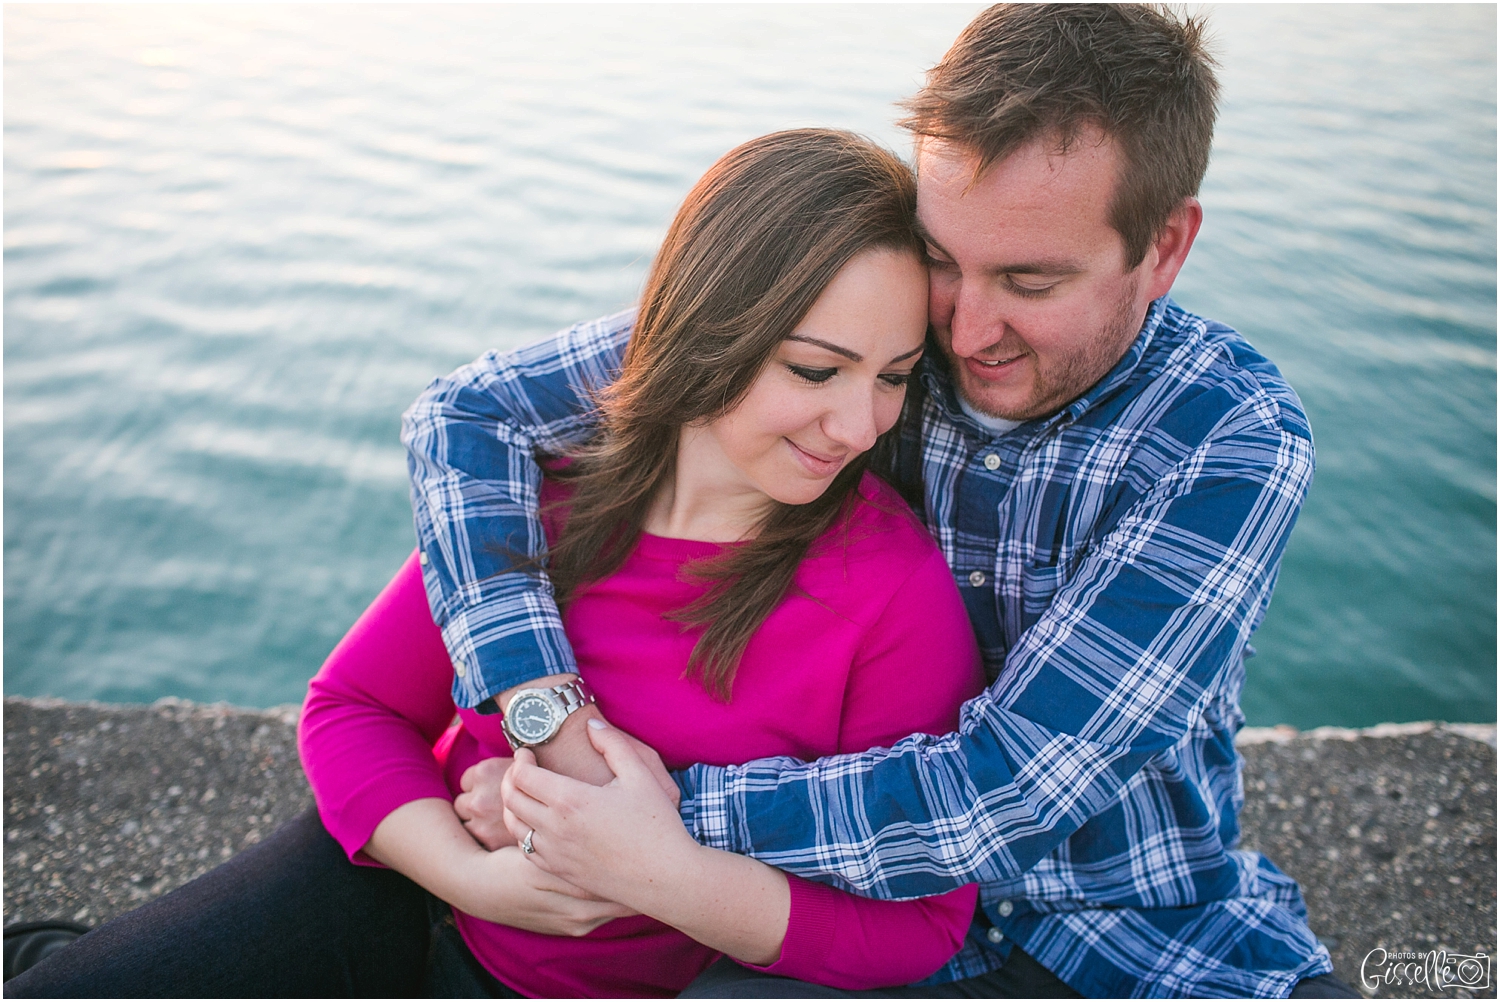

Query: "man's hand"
left=455, top=757, right=517, bottom=850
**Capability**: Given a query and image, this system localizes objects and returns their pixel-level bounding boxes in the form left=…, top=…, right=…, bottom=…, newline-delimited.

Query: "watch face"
left=508, top=692, right=557, bottom=743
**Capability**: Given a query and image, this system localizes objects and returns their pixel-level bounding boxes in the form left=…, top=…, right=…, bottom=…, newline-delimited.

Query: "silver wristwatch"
left=500, top=679, right=595, bottom=749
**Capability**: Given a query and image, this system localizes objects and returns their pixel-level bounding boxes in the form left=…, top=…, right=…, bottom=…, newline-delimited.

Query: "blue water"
left=5, top=5, right=1495, bottom=728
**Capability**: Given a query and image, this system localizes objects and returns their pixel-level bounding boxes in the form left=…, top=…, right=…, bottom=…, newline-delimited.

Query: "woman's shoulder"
left=801, top=472, right=946, bottom=594
left=849, top=471, right=935, bottom=549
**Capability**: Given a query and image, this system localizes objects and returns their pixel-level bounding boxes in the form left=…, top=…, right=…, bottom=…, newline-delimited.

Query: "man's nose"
left=824, top=388, right=880, bottom=454
left=947, top=283, right=1004, bottom=359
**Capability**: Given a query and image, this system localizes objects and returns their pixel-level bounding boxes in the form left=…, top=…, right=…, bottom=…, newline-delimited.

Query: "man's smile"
left=962, top=352, right=1027, bottom=383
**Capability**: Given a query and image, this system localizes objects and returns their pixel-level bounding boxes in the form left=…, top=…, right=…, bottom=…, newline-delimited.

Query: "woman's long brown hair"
left=547, top=128, right=922, bottom=700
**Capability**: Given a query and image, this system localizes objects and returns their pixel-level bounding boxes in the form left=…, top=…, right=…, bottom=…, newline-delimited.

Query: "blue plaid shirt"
left=402, top=297, right=1333, bottom=998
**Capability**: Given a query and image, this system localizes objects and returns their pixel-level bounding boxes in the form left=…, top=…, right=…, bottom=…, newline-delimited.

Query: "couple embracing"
left=9, top=5, right=1360, bottom=999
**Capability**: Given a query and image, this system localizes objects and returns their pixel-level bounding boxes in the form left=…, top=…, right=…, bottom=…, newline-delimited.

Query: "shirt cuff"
left=442, top=613, right=578, bottom=710
left=677, top=762, right=740, bottom=852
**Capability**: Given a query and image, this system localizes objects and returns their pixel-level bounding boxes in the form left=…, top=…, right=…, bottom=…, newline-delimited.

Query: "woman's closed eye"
left=787, top=364, right=838, bottom=385
left=878, top=370, right=915, bottom=388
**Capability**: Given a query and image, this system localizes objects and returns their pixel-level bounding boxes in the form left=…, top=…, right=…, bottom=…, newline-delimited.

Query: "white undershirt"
left=958, top=393, right=1025, bottom=437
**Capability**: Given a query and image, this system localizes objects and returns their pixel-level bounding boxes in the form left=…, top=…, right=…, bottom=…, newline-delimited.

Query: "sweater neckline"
left=633, top=530, right=744, bottom=561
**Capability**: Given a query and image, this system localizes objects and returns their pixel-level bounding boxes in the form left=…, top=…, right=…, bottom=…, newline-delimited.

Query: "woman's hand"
left=455, top=757, right=517, bottom=850
left=461, top=845, right=638, bottom=936
left=363, top=797, right=637, bottom=938
left=500, top=720, right=701, bottom=904
left=501, top=718, right=789, bottom=965
left=454, top=718, right=679, bottom=853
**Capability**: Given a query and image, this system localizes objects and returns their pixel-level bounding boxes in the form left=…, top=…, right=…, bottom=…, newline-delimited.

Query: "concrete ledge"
left=4, top=697, right=1495, bottom=998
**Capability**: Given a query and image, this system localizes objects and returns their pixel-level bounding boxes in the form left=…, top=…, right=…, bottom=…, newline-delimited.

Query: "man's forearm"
left=679, top=413, right=1314, bottom=898
left=401, top=311, right=634, bottom=708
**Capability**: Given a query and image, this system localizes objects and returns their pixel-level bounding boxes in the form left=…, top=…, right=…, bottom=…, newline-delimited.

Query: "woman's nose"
left=823, top=389, right=880, bottom=454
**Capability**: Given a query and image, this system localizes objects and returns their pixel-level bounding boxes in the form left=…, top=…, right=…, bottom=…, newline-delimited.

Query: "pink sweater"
left=300, top=473, right=984, bottom=998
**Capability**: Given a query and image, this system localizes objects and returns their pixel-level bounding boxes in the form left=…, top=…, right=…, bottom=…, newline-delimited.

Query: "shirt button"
left=983, top=453, right=1001, bottom=471
left=997, top=900, right=1014, bottom=917
left=454, top=662, right=467, bottom=678
left=419, top=551, right=429, bottom=566
left=986, top=927, right=1004, bottom=944
left=968, top=570, right=987, bottom=588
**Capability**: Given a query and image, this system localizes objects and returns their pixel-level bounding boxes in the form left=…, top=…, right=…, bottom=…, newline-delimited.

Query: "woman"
left=7, top=129, right=983, bottom=998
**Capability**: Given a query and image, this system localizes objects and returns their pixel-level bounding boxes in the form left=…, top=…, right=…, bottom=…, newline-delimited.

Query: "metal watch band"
left=501, top=678, right=595, bottom=748
left=551, top=678, right=593, bottom=716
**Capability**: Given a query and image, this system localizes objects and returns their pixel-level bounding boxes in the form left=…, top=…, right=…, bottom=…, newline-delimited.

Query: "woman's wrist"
left=364, top=798, right=490, bottom=913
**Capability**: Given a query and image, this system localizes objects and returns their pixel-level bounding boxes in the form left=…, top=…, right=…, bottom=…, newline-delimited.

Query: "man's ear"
left=1141, top=198, right=1203, bottom=301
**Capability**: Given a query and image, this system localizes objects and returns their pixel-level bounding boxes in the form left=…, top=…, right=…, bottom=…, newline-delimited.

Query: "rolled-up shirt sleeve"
left=678, top=395, right=1315, bottom=900
left=400, top=311, right=632, bottom=708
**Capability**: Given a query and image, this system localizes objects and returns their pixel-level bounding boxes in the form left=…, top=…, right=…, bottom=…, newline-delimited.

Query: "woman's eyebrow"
left=785, top=334, right=862, bottom=362
left=888, top=345, right=924, bottom=364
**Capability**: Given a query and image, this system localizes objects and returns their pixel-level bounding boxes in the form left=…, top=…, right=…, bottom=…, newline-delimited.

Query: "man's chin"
left=955, top=372, right=1036, bottom=422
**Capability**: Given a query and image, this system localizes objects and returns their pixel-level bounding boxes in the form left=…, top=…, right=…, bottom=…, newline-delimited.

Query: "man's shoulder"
left=420, top=309, right=636, bottom=407
left=1142, top=299, right=1312, bottom=447
left=489, top=308, right=636, bottom=379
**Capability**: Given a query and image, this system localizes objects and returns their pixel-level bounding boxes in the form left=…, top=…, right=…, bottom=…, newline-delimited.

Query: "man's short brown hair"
left=900, top=3, right=1219, bottom=268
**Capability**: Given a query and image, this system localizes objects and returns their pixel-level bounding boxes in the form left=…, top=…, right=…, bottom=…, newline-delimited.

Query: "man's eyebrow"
left=997, top=261, right=1085, bottom=276
left=914, top=220, right=1083, bottom=276
left=785, top=335, right=862, bottom=362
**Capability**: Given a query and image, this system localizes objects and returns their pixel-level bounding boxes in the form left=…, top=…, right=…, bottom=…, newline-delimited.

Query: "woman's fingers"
left=614, top=728, right=682, bottom=808
left=454, top=756, right=516, bottom=849
left=459, top=755, right=512, bottom=794
left=502, top=787, right=547, bottom=840
left=468, top=846, right=639, bottom=936
left=584, top=718, right=653, bottom=786
left=507, top=745, right=596, bottom=806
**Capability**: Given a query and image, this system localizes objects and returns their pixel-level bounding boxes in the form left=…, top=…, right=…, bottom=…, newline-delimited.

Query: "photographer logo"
left=1361, top=947, right=1491, bottom=992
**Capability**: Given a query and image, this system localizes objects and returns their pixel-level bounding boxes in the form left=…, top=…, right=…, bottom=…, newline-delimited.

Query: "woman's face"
left=695, top=246, right=929, bottom=507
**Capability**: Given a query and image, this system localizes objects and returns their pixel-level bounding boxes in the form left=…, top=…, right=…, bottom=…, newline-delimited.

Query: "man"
left=403, top=6, right=1357, bottom=997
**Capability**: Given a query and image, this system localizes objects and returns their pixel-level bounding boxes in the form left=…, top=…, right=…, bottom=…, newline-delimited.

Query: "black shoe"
left=4, top=920, right=91, bottom=982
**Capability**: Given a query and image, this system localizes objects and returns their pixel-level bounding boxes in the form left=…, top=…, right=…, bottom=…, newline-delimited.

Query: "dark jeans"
left=8, top=807, right=1360, bottom=1000
left=4, top=808, right=519, bottom=999
left=681, top=947, right=1362, bottom=999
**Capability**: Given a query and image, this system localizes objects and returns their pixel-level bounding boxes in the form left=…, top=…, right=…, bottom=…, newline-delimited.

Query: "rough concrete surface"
left=4, top=697, right=1496, bottom=998
left=1234, top=723, right=1497, bottom=999
left=4, top=698, right=311, bottom=928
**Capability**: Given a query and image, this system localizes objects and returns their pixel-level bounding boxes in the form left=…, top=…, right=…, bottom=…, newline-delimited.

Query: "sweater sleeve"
left=753, top=536, right=985, bottom=988
left=298, top=550, right=460, bottom=862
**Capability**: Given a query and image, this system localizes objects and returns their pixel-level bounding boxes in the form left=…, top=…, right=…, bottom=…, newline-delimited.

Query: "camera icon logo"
left=1442, top=952, right=1491, bottom=990
left=1361, top=947, right=1491, bottom=992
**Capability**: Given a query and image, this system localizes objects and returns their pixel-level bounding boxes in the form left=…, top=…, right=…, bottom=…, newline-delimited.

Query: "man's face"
left=917, top=131, right=1155, bottom=421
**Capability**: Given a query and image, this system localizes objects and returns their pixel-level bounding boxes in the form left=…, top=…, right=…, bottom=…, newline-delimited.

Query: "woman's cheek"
left=874, top=390, right=905, bottom=436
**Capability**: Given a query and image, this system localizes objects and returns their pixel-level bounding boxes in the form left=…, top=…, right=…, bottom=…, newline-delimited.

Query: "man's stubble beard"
left=961, top=274, right=1145, bottom=423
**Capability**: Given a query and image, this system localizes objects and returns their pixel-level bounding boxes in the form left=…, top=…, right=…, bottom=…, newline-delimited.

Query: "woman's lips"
left=786, top=439, right=845, bottom=477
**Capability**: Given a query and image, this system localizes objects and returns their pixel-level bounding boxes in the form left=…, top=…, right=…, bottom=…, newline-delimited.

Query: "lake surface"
left=5, top=4, right=1495, bottom=728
